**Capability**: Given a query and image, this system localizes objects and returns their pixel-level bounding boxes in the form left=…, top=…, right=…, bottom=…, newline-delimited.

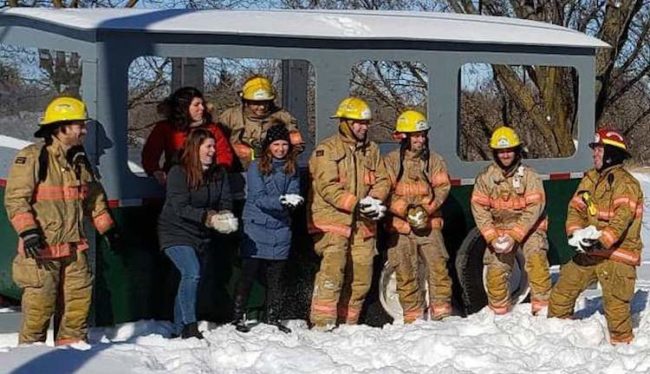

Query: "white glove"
left=492, top=235, right=515, bottom=254
left=210, top=210, right=239, bottom=234
left=568, top=225, right=602, bottom=253
left=359, top=196, right=386, bottom=221
left=279, top=194, right=304, bottom=209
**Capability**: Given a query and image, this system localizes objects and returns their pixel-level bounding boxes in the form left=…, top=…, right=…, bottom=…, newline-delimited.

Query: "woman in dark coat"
left=158, top=128, right=237, bottom=339
left=233, top=124, right=303, bottom=333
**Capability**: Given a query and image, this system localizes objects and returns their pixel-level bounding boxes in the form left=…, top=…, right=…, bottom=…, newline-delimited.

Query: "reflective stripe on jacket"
left=471, top=162, right=547, bottom=244
left=4, top=138, right=114, bottom=259
left=566, top=165, right=643, bottom=266
left=219, top=104, right=304, bottom=170
left=383, top=149, right=450, bottom=234
left=307, top=130, right=390, bottom=238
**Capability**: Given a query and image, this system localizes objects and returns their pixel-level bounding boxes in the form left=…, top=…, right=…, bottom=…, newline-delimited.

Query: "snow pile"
left=2, top=290, right=650, bottom=373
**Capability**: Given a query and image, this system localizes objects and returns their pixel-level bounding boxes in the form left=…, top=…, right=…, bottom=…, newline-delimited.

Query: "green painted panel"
left=0, top=187, right=21, bottom=301
left=544, top=179, right=580, bottom=264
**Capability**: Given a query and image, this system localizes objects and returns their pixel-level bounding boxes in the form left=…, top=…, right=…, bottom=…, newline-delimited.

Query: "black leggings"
left=236, top=258, right=287, bottom=317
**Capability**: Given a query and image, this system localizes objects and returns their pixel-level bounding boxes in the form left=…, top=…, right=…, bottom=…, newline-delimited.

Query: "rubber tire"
left=379, top=260, right=428, bottom=323
left=455, top=227, right=489, bottom=315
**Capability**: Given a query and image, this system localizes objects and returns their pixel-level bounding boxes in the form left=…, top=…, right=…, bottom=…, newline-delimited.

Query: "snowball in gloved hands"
left=279, top=194, right=304, bottom=209
left=358, top=196, right=386, bottom=221
left=568, top=225, right=602, bottom=252
left=492, top=235, right=515, bottom=254
left=406, top=205, right=429, bottom=230
left=210, top=210, right=238, bottom=234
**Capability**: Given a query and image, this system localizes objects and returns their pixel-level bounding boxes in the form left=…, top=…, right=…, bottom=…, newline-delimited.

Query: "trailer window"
left=350, top=60, right=428, bottom=143
left=459, top=63, right=578, bottom=161
left=0, top=44, right=84, bottom=179
left=127, top=57, right=315, bottom=175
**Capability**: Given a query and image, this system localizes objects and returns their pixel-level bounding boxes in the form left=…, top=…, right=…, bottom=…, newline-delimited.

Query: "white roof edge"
left=0, top=8, right=609, bottom=49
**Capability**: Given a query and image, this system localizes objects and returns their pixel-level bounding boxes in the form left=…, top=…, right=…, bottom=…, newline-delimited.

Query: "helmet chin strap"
left=494, top=148, right=522, bottom=174
left=340, top=120, right=366, bottom=143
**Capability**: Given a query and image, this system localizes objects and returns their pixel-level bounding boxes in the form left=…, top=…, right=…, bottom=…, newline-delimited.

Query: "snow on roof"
left=0, top=8, right=608, bottom=49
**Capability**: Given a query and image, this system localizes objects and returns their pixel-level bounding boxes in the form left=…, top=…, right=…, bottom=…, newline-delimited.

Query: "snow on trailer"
left=1, top=8, right=608, bottom=48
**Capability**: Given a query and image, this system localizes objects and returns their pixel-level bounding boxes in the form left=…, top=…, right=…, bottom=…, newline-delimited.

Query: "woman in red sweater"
left=142, top=87, right=234, bottom=185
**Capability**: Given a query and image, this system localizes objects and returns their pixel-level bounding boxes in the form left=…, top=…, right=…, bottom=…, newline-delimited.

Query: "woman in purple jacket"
left=233, top=124, right=303, bottom=333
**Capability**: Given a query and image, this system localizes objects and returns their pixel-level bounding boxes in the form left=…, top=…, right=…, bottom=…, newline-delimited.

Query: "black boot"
left=181, top=322, right=204, bottom=340
left=232, top=294, right=251, bottom=333
left=265, top=300, right=291, bottom=334
left=267, top=316, right=292, bottom=334
left=265, top=260, right=291, bottom=333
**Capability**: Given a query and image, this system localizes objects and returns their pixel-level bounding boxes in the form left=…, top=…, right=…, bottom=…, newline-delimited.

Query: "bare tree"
left=449, top=0, right=650, bottom=160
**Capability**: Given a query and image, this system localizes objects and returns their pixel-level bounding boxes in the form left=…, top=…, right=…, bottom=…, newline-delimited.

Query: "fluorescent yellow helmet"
left=331, top=97, right=372, bottom=121
left=35, top=97, right=88, bottom=137
left=40, top=97, right=88, bottom=126
left=241, top=76, right=275, bottom=101
left=395, top=110, right=429, bottom=133
left=489, top=126, right=521, bottom=150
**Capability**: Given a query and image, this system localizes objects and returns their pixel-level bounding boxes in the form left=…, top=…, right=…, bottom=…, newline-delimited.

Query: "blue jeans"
left=164, top=246, right=200, bottom=333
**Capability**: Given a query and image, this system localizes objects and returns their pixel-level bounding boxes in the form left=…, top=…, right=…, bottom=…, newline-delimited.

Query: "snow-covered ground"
left=2, top=293, right=650, bottom=373
left=3, top=137, right=650, bottom=372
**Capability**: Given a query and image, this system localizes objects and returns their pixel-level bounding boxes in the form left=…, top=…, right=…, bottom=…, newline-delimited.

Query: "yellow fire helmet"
left=395, top=110, right=429, bottom=133
left=35, top=96, right=89, bottom=137
left=489, top=126, right=521, bottom=150
left=331, top=97, right=372, bottom=121
left=241, top=76, right=275, bottom=101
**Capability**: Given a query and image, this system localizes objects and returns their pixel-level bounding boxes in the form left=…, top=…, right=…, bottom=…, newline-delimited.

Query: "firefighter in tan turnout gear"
left=470, top=126, right=551, bottom=315
left=308, top=97, right=390, bottom=330
left=219, top=75, right=305, bottom=170
left=549, top=129, right=643, bottom=345
left=4, top=97, right=118, bottom=346
left=384, top=110, right=453, bottom=322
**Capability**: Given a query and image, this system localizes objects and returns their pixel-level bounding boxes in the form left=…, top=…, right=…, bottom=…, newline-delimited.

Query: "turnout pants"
left=548, top=258, right=636, bottom=344
left=310, top=227, right=375, bottom=327
left=484, top=230, right=551, bottom=314
left=12, top=251, right=92, bottom=345
left=387, top=229, right=452, bottom=322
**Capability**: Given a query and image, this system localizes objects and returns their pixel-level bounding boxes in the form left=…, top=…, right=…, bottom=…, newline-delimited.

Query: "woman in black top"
left=158, top=128, right=237, bottom=339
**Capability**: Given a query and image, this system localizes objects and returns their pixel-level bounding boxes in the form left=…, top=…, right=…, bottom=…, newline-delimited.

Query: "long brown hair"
left=258, top=143, right=298, bottom=176
left=180, top=128, right=216, bottom=190
left=165, top=86, right=212, bottom=131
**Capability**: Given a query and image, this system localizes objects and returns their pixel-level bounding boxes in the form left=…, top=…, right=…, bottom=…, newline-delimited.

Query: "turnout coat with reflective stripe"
left=219, top=104, right=304, bottom=169
left=566, top=165, right=643, bottom=266
left=307, top=131, right=390, bottom=238
left=383, top=149, right=450, bottom=234
left=471, top=162, right=547, bottom=244
left=4, top=138, right=114, bottom=259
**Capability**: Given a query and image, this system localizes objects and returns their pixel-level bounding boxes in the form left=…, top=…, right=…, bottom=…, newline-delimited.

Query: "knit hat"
left=263, top=123, right=291, bottom=150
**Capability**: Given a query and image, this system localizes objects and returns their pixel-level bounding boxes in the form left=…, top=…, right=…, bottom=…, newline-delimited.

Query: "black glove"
left=103, top=228, right=125, bottom=252
left=65, top=145, right=87, bottom=165
left=66, top=145, right=92, bottom=177
left=20, top=228, right=46, bottom=259
left=581, top=238, right=602, bottom=252
left=250, top=140, right=263, bottom=159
